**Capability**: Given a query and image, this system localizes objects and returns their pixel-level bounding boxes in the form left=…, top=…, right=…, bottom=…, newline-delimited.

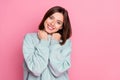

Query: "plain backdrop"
left=0, top=0, right=120, bottom=80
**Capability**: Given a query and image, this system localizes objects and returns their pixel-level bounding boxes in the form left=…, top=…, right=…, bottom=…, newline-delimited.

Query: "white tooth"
left=48, top=26, right=53, bottom=30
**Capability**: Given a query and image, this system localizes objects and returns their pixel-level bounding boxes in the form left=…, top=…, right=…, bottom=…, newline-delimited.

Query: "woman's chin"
left=45, top=29, right=54, bottom=34
left=45, top=30, right=53, bottom=34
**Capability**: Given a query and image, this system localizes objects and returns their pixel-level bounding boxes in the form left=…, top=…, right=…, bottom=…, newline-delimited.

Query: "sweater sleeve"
left=49, top=39, right=72, bottom=77
left=23, top=34, right=49, bottom=76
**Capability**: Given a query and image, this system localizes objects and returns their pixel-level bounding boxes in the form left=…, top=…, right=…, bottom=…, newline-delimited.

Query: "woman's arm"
left=23, top=33, right=49, bottom=76
left=49, top=39, right=72, bottom=77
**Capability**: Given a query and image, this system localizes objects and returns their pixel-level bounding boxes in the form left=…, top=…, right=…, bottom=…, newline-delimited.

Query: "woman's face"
left=44, top=12, right=64, bottom=34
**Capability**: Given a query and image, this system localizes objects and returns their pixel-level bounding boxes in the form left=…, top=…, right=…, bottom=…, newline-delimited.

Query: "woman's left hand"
left=52, top=33, right=61, bottom=41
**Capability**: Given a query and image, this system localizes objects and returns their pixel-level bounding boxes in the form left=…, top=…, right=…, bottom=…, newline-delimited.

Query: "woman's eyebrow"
left=57, top=20, right=63, bottom=23
left=51, top=15, right=63, bottom=23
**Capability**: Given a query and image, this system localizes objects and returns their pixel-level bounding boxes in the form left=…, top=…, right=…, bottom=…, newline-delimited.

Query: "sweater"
left=22, top=33, right=72, bottom=80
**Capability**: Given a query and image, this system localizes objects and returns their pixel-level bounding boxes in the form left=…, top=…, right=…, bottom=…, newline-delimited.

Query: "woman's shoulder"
left=24, top=32, right=38, bottom=40
left=25, top=32, right=37, bottom=37
left=63, top=38, right=72, bottom=47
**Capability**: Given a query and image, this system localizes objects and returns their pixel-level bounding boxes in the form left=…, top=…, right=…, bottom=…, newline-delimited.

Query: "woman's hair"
left=38, top=6, right=72, bottom=45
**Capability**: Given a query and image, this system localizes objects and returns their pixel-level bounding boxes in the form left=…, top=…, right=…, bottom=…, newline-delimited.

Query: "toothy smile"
left=47, top=25, right=55, bottom=30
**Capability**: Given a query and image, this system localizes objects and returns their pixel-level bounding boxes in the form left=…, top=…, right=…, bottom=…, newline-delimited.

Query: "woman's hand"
left=38, top=30, right=48, bottom=40
left=52, top=33, right=61, bottom=41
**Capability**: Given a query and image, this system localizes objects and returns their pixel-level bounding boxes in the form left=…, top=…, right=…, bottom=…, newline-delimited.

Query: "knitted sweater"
left=22, top=33, right=72, bottom=80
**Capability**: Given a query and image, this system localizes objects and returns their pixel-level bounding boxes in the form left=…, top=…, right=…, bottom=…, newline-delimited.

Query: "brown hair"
left=38, top=6, right=72, bottom=45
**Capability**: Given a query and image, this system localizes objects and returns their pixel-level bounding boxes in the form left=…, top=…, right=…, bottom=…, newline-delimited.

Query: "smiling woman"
left=22, top=6, right=72, bottom=80
left=44, top=12, right=63, bottom=34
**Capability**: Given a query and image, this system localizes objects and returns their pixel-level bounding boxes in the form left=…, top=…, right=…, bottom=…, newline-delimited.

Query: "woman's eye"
left=49, top=16, right=54, bottom=19
left=57, top=22, right=61, bottom=24
left=57, top=21, right=63, bottom=25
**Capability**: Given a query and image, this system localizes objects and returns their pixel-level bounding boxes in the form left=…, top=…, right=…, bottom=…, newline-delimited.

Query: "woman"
left=23, top=6, right=72, bottom=80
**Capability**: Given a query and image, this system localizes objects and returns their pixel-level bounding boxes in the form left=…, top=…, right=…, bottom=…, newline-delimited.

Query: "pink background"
left=0, top=0, right=120, bottom=80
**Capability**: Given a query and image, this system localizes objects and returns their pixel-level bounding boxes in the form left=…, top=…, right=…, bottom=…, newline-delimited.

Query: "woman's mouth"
left=47, top=25, right=55, bottom=30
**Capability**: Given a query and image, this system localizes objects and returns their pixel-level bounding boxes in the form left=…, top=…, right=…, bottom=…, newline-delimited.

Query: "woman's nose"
left=51, top=20, right=55, bottom=26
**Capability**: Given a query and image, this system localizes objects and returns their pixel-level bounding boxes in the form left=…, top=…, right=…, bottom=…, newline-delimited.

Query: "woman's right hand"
left=38, top=30, right=48, bottom=40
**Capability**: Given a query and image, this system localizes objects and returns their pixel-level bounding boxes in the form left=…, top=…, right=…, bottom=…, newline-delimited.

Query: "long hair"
left=38, top=6, right=72, bottom=45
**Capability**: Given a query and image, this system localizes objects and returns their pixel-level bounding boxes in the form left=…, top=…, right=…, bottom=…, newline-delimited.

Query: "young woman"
left=23, top=6, right=72, bottom=80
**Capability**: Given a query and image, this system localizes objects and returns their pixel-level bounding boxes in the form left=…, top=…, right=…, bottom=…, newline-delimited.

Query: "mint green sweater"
left=23, top=33, right=72, bottom=80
